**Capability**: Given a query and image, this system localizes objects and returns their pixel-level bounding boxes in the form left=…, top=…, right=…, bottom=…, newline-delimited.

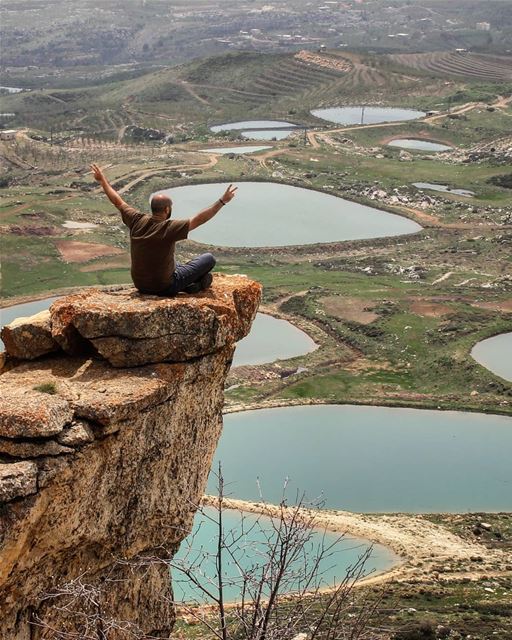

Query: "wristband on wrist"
left=219, top=198, right=226, bottom=206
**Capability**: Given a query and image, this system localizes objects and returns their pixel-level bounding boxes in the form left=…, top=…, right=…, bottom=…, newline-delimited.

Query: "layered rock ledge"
left=0, top=274, right=261, bottom=639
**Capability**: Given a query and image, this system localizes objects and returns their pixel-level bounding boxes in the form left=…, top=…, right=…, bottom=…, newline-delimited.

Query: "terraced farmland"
left=388, top=51, right=512, bottom=82
left=184, top=52, right=426, bottom=113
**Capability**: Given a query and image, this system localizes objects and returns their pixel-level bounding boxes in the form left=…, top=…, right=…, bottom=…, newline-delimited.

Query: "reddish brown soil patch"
left=472, top=300, right=512, bottom=313
left=410, top=299, right=453, bottom=317
left=56, top=240, right=125, bottom=264
left=320, top=296, right=379, bottom=324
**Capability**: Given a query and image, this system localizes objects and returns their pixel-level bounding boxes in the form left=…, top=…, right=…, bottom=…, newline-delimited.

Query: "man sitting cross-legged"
left=91, top=163, right=237, bottom=295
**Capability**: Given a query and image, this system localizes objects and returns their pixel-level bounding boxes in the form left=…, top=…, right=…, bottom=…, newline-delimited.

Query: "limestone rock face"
left=0, top=275, right=261, bottom=639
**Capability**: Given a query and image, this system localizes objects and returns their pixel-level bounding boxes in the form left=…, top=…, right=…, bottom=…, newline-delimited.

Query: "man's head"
left=150, top=193, right=172, bottom=219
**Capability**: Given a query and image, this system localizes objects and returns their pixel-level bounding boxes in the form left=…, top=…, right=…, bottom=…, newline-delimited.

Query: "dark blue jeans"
left=159, top=252, right=216, bottom=296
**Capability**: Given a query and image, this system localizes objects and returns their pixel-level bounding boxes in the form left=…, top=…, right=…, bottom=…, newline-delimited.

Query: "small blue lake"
left=173, top=507, right=397, bottom=603
left=388, top=139, right=453, bottom=152
left=233, top=313, right=317, bottom=367
left=471, top=333, right=512, bottom=382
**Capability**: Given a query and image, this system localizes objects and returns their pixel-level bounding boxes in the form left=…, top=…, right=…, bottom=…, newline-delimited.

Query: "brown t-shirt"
left=120, top=204, right=189, bottom=294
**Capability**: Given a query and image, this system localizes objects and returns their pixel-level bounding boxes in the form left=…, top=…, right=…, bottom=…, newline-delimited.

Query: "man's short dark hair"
left=150, top=193, right=172, bottom=214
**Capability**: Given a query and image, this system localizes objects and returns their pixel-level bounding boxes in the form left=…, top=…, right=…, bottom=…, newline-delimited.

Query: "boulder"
left=0, top=461, right=38, bottom=502
left=1, top=309, right=60, bottom=359
left=50, top=274, right=261, bottom=367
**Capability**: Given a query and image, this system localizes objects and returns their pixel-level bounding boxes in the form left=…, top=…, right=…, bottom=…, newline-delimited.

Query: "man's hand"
left=90, top=163, right=127, bottom=211
left=189, top=185, right=238, bottom=232
left=90, top=163, right=106, bottom=184
left=221, top=184, right=237, bottom=204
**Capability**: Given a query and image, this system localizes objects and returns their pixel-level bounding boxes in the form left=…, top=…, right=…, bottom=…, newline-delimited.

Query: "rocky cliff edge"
left=0, top=274, right=261, bottom=639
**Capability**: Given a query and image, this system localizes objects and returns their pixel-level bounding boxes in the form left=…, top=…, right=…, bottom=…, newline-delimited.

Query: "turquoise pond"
left=471, top=333, right=512, bottom=382
left=311, top=106, right=425, bottom=125
left=0, top=301, right=314, bottom=367
left=155, top=182, right=422, bottom=247
left=173, top=507, right=397, bottom=603
left=388, top=139, right=453, bottom=152
left=232, top=313, right=317, bottom=367
left=209, top=405, right=512, bottom=513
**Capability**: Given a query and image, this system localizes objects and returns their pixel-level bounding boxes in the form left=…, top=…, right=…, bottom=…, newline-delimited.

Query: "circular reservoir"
left=155, top=182, right=422, bottom=247
left=471, top=332, right=512, bottom=382
left=233, top=313, right=317, bottom=367
left=173, top=507, right=397, bottom=603
left=201, top=145, right=271, bottom=155
left=412, top=183, right=474, bottom=197
left=210, top=405, right=512, bottom=513
left=311, top=106, right=425, bottom=126
left=388, top=139, right=453, bottom=152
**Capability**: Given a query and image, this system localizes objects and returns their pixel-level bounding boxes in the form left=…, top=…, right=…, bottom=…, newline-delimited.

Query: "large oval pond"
left=0, top=300, right=314, bottom=369
left=388, top=139, right=453, bottom=152
left=173, top=507, right=397, bottom=603
left=155, top=182, right=422, bottom=247
left=471, top=332, right=512, bottom=382
left=233, top=313, right=317, bottom=367
left=311, top=106, right=425, bottom=126
left=210, top=405, right=512, bottom=513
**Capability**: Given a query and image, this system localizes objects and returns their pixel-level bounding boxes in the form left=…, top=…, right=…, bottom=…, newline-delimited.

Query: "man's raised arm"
left=189, top=184, right=237, bottom=231
left=90, top=163, right=128, bottom=211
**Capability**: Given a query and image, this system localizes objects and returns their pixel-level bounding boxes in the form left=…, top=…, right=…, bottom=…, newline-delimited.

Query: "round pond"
left=412, top=183, right=474, bottom=197
left=155, top=182, right=422, bottom=247
left=173, top=507, right=397, bottom=603
left=233, top=313, right=317, bottom=367
left=210, top=405, right=512, bottom=513
left=388, top=139, right=453, bottom=152
left=311, top=106, right=425, bottom=126
left=471, top=332, right=512, bottom=382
